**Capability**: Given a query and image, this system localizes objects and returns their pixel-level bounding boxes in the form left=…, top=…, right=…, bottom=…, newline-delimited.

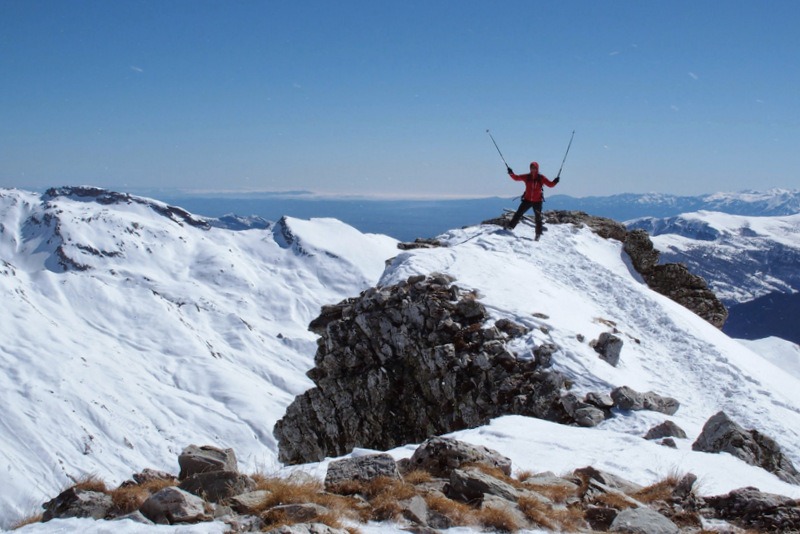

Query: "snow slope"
left=3, top=188, right=800, bottom=532
left=0, top=188, right=398, bottom=527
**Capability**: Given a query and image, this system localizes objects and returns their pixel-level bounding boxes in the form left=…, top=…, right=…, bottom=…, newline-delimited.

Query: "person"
left=506, top=162, right=559, bottom=240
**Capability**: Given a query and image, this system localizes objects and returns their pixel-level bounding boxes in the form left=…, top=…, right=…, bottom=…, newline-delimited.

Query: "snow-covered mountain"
left=3, top=187, right=800, bottom=532
left=549, top=188, right=800, bottom=221
left=627, top=211, right=800, bottom=342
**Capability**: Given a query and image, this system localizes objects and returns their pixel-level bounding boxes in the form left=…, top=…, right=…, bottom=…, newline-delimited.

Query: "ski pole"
left=556, top=130, right=575, bottom=179
left=486, top=129, right=511, bottom=172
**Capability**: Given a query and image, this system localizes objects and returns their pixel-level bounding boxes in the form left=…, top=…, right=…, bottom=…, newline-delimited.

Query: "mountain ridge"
left=2, top=186, right=800, bottom=531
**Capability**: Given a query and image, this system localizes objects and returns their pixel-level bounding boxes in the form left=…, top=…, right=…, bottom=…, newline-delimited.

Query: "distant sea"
left=158, top=195, right=524, bottom=242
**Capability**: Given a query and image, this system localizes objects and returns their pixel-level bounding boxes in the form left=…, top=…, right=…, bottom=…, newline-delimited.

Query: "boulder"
left=692, top=411, right=800, bottom=484
left=407, top=437, right=512, bottom=477
left=703, top=486, right=800, bottom=532
left=178, top=470, right=256, bottom=503
left=644, top=420, right=687, bottom=440
left=324, top=453, right=401, bottom=490
left=609, top=506, right=680, bottom=534
left=139, top=486, right=210, bottom=524
left=230, top=490, right=270, bottom=514
left=611, top=386, right=679, bottom=415
left=446, top=467, right=519, bottom=503
left=178, top=444, right=238, bottom=479
left=593, top=332, right=623, bottom=367
left=42, top=488, right=113, bottom=521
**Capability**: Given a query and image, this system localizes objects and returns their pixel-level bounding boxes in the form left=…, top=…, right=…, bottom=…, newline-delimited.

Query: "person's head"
left=530, top=162, right=539, bottom=174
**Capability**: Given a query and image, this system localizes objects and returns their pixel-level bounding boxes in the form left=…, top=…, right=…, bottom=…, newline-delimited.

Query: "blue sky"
left=1, top=0, right=798, bottom=198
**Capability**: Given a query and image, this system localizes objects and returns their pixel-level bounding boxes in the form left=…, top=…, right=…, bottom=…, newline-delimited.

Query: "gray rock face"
left=624, top=228, right=728, bottom=328
left=692, top=411, right=800, bottom=484
left=274, top=275, right=572, bottom=464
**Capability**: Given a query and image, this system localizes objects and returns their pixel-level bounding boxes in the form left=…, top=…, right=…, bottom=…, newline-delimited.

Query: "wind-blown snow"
left=3, top=188, right=800, bottom=532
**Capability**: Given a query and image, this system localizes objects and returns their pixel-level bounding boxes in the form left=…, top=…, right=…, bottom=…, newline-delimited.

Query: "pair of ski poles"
left=487, top=129, right=575, bottom=180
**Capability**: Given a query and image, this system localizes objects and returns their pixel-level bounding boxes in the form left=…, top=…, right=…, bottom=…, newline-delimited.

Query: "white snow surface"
left=3, top=188, right=800, bottom=532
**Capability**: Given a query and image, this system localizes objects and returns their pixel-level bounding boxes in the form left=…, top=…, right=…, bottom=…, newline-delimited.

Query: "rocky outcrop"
left=702, top=486, right=800, bottom=532
left=32, top=438, right=800, bottom=532
left=274, top=274, right=574, bottom=465
left=692, top=411, right=800, bottom=485
left=624, top=228, right=728, bottom=328
left=544, top=210, right=629, bottom=242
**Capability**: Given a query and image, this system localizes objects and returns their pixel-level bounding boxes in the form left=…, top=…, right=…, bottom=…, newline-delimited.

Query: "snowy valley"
left=2, top=187, right=800, bottom=533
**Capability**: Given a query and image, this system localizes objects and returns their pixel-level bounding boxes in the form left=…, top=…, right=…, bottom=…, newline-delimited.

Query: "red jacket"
left=510, top=162, right=556, bottom=202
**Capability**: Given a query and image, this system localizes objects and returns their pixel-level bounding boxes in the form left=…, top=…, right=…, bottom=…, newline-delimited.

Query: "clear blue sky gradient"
left=2, top=0, right=798, bottom=198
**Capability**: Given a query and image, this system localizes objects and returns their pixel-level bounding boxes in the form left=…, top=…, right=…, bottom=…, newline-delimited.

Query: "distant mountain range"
left=627, top=211, right=800, bottom=343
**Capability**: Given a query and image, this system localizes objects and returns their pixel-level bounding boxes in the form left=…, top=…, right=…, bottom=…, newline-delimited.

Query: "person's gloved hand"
left=507, top=167, right=514, bottom=175
left=553, top=177, right=560, bottom=184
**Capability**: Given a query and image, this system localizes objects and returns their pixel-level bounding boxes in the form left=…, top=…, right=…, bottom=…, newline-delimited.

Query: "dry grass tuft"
left=253, top=473, right=363, bottom=529
left=424, top=493, right=476, bottom=526
left=254, top=474, right=325, bottom=510
left=593, top=490, right=637, bottom=510
left=71, top=473, right=108, bottom=494
left=517, top=495, right=557, bottom=531
left=522, top=481, right=578, bottom=504
left=403, top=469, right=433, bottom=485
left=476, top=505, right=522, bottom=532
left=110, top=478, right=176, bottom=514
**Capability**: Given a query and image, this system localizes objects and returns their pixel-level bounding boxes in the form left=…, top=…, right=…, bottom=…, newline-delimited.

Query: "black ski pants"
left=508, top=200, right=544, bottom=235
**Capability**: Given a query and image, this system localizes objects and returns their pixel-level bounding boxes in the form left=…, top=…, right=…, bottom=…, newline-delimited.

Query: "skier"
left=506, top=162, right=559, bottom=240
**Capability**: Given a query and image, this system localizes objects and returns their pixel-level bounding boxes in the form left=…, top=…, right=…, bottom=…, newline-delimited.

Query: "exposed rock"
left=274, top=275, right=573, bottom=464
left=132, top=468, right=176, bottom=485
left=644, top=420, right=687, bottom=440
left=692, top=411, right=800, bottom=484
left=178, top=444, right=238, bottom=480
left=703, top=486, right=800, bottom=532
left=397, top=238, right=443, bottom=250
left=230, top=490, right=270, bottom=514
left=609, top=506, right=680, bottom=533
left=265, top=523, right=350, bottom=534
left=178, top=470, right=256, bottom=503
left=397, top=494, right=430, bottom=525
left=574, top=466, right=644, bottom=496
left=447, top=467, right=520, bottom=503
left=407, top=436, right=512, bottom=477
left=592, top=332, right=624, bottom=366
left=139, top=486, right=211, bottom=524
left=624, top=228, right=728, bottom=328
left=324, top=453, right=401, bottom=490
left=586, top=505, right=618, bottom=530
left=544, top=210, right=628, bottom=242
left=42, top=488, right=113, bottom=521
left=611, top=386, right=680, bottom=415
